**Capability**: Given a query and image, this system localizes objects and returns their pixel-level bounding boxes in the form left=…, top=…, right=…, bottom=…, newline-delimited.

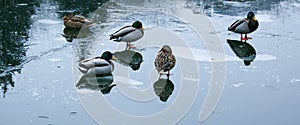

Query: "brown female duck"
left=154, top=45, right=176, bottom=78
left=63, top=13, right=93, bottom=29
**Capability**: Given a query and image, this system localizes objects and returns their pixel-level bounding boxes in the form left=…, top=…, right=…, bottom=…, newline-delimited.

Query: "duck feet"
left=159, top=71, right=173, bottom=78
left=126, top=42, right=136, bottom=50
left=241, top=34, right=252, bottom=41
left=129, top=44, right=136, bottom=49
left=241, top=37, right=252, bottom=41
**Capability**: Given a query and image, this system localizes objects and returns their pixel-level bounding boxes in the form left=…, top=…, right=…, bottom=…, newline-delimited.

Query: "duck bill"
left=252, top=17, right=257, bottom=21
left=112, top=55, right=118, bottom=60
left=141, top=27, right=145, bottom=30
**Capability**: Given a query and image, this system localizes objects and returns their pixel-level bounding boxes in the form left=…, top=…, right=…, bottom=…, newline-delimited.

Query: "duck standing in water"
left=63, top=13, right=93, bottom=29
left=228, top=11, right=259, bottom=41
left=109, top=21, right=144, bottom=49
left=78, top=51, right=117, bottom=76
left=154, top=45, right=176, bottom=78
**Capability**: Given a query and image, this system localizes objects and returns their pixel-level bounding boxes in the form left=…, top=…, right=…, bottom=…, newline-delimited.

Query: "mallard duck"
left=154, top=45, right=176, bottom=78
left=109, top=21, right=144, bottom=49
left=78, top=51, right=117, bottom=76
left=228, top=11, right=259, bottom=41
left=63, top=13, right=93, bottom=29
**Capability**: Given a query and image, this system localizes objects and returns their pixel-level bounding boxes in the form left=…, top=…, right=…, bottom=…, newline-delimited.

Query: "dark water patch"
left=55, top=0, right=109, bottom=17
left=0, top=43, right=71, bottom=97
left=0, top=0, right=40, bottom=97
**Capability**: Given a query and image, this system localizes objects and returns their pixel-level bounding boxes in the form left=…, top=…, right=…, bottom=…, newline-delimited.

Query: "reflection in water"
left=76, top=74, right=116, bottom=94
left=62, top=0, right=110, bottom=62
left=55, top=0, right=109, bottom=16
left=62, top=27, right=92, bottom=42
left=62, top=27, right=80, bottom=42
left=185, top=0, right=297, bottom=16
left=113, top=50, right=143, bottom=71
left=227, top=39, right=256, bottom=66
left=153, top=78, right=174, bottom=102
left=0, top=0, right=38, bottom=97
left=0, top=74, right=15, bottom=98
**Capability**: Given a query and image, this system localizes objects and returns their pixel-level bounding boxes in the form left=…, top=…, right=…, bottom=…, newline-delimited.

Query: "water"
left=1, top=0, right=300, bottom=125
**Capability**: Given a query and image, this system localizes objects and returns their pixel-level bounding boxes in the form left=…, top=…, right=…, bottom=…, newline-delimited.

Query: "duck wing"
left=228, top=18, right=247, bottom=31
left=78, top=57, right=110, bottom=73
left=155, top=53, right=176, bottom=72
left=110, top=26, right=136, bottom=41
left=161, top=54, right=176, bottom=71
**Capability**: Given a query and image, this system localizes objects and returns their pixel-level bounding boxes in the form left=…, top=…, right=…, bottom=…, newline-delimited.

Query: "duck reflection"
left=62, top=28, right=80, bottom=42
left=227, top=39, right=256, bottom=66
left=61, top=27, right=92, bottom=42
left=113, top=50, right=143, bottom=71
left=153, top=78, right=174, bottom=102
left=76, top=74, right=116, bottom=94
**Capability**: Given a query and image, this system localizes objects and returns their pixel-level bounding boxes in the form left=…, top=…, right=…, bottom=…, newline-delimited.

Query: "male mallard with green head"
left=63, top=13, right=93, bottom=29
left=78, top=51, right=117, bottom=76
left=109, top=21, right=144, bottom=49
left=228, top=11, right=259, bottom=41
left=154, top=45, right=176, bottom=78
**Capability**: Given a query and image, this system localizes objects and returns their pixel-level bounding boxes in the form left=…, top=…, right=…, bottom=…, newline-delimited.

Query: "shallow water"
left=1, top=0, right=300, bottom=125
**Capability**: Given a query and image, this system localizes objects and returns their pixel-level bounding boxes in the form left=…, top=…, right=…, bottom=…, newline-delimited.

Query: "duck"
left=228, top=11, right=259, bottom=41
left=154, top=45, right=176, bottom=78
left=63, top=13, right=93, bottom=29
left=109, top=21, right=144, bottom=49
left=78, top=51, right=117, bottom=76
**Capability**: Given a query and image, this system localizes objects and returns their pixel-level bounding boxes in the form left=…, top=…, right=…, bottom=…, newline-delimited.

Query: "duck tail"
left=228, top=24, right=236, bottom=31
left=109, top=35, right=119, bottom=41
left=110, top=36, right=122, bottom=42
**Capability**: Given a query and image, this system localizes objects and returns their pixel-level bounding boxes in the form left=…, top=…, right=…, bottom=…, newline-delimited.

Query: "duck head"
left=63, top=13, right=74, bottom=20
left=247, top=11, right=257, bottom=21
left=132, top=21, right=144, bottom=30
left=101, top=51, right=117, bottom=62
left=159, top=45, right=173, bottom=53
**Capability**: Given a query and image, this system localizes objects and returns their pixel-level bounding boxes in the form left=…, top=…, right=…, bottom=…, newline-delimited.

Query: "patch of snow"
left=49, top=58, right=62, bottom=62
left=232, top=82, right=244, bottom=88
left=255, top=14, right=274, bottom=22
left=114, top=75, right=144, bottom=85
left=290, top=78, right=300, bottom=83
left=37, top=19, right=60, bottom=24
left=17, top=3, right=28, bottom=6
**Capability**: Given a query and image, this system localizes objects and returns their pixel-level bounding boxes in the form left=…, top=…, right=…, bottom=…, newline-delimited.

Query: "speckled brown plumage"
left=154, top=45, right=176, bottom=75
left=63, top=14, right=93, bottom=29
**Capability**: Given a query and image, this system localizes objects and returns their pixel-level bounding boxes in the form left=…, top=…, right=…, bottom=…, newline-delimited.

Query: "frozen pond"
left=1, top=0, right=300, bottom=125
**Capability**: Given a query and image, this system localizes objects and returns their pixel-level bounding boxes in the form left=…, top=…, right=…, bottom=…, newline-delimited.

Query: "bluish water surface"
left=1, top=0, right=300, bottom=125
